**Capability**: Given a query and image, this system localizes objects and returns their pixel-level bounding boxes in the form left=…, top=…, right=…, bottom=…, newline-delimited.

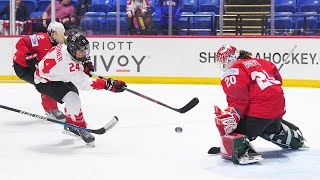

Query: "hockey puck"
left=175, top=127, right=183, bottom=133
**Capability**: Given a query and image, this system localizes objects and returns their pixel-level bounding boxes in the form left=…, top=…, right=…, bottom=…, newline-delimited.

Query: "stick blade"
left=178, top=97, right=199, bottom=113
left=208, top=147, right=220, bottom=155
left=92, top=116, right=119, bottom=134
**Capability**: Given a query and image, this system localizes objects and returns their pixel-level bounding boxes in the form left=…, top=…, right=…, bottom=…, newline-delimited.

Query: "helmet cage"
left=216, top=44, right=239, bottom=71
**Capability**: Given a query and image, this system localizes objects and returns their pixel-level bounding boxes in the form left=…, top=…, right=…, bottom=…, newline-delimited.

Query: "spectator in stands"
left=42, top=0, right=76, bottom=30
left=154, top=0, right=183, bottom=35
left=126, top=0, right=151, bottom=34
left=0, top=0, right=29, bottom=35
left=0, top=0, right=28, bottom=21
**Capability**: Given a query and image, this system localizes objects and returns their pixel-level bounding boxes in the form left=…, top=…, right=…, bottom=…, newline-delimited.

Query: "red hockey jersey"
left=13, top=32, right=52, bottom=67
left=220, top=58, right=285, bottom=119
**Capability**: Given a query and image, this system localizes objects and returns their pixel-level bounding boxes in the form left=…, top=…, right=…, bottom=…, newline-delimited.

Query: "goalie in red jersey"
left=213, top=44, right=306, bottom=164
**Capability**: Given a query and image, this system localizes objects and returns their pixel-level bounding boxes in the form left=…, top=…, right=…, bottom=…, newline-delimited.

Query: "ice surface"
left=0, top=84, right=318, bottom=180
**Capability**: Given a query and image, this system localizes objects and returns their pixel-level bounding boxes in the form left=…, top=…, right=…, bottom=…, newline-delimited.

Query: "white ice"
left=0, top=84, right=319, bottom=180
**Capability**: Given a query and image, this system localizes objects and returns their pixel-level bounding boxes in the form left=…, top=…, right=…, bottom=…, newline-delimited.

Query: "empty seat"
left=297, top=0, right=320, bottom=13
left=194, top=12, right=215, bottom=35
left=81, top=12, right=106, bottom=34
left=198, top=0, right=219, bottom=14
left=108, top=0, right=128, bottom=12
left=275, top=0, right=296, bottom=13
left=179, top=12, right=194, bottom=34
left=38, top=0, right=51, bottom=11
left=106, top=12, right=128, bottom=34
left=183, top=0, right=198, bottom=13
left=294, top=11, right=319, bottom=35
left=270, top=12, right=294, bottom=35
left=91, top=0, right=110, bottom=14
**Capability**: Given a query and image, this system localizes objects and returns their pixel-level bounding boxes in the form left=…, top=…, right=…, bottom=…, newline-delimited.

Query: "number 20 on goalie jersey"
left=220, top=58, right=286, bottom=120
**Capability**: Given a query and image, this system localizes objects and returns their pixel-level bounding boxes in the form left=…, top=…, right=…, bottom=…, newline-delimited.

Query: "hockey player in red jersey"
left=13, top=21, right=67, bottom=121
left=34, top=32, right=127, bottom=147
left=213, top=44, right=306, bottom=164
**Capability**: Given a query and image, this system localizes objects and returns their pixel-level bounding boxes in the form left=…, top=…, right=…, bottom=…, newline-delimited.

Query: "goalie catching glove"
left=214, top=106, right=241, bottom=136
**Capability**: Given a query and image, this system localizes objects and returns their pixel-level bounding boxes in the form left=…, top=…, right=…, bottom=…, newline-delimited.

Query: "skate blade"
left=86, top=142, right=95, bottom=147
left=238, top=156, right=263, bottom=165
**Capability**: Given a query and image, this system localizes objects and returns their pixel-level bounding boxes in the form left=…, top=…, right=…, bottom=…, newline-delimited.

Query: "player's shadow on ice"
left=260, top=148, right=308, bottom=159
left=27, top=139, right=92, bottom=155
left=4, top=119, right=49, bottom=126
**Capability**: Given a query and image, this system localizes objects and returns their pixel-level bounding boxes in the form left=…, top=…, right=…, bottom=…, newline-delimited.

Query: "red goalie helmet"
left=216, top=44, right=239, bottom=71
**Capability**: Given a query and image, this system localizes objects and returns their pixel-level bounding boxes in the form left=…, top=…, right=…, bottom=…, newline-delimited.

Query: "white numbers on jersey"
left=224, top=75, right=237, bottom=87
left=251, top=70, right=281, bottom=90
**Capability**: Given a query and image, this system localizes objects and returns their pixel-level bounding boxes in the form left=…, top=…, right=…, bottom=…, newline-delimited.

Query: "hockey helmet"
left=216, top=44, right=239, bottom=71
left=66, top=32, right=90, bottom=62
left=47, top=21, right=66, bottom=45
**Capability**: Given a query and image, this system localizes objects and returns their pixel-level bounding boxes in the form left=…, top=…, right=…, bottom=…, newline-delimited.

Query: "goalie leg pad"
left=220, top=133, right=263, bottom=164
left=261, top=121, right=305, bottom=149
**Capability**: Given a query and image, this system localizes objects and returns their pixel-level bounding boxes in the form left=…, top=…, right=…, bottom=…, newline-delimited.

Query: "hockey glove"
left=25, top=52, right=38, bottom=68
left=214, top=106, right=241, bottom=136
left=83, top=60, right=94, bottom=77
left=105, top=78, right=127, bottom=93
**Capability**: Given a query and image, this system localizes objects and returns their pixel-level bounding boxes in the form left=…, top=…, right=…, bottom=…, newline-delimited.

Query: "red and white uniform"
left=34, top=44, right=106, bottom=90
left=127, top=0, right=150, bottom=15
left=13, top=32, right=52, bottom=67
left=221, top=58, right=285, bottom=119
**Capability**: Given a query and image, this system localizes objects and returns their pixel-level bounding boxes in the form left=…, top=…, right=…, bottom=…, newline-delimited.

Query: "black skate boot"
left=62, top=126, right=80, bottom=137
left=46, top=109, right=65, bottom=122
left=78, top=130, right=95, bottom=147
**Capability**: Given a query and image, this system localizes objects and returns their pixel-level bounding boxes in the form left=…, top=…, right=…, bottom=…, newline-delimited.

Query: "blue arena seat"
left=30, top=11, right=44, bottom=19
left=294, top=11, right=319, bottom=35
left=194, top=12, right=215, bottom=35
left=38, top=0, right=51, bottom=11
left=297, top=0, right=320, bottom=13
left=275, top=0, right=297, bottom=13
left=179, top=12, right=194, bottom=34
left=0, top=0, right=9, bottom=17
left=198, top=0, right=219, bottom=14
left=106, top=12, right=128, bottom=34
left=109, top=0, right=128, bottom=12
left=271, top=12, right=294, bottom=35
left=23, top=0, right=37, bottom=14
left=91, top=0, right=110, bottom=14
left=182, top=0, right=198, bottom=13
left=80, top=12, right=106, bottom=34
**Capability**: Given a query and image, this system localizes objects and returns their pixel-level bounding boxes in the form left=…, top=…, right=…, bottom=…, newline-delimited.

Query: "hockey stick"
left=0, top=104, right=118, bottom=135
left=278, top=44, right=297, bottom=71
left=208, top=146, right=220, bottom=155
left=90, top=72, right=199, bottom=114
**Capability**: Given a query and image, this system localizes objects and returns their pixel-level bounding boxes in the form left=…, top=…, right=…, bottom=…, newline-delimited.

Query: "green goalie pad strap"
left=261, top=122, right=305, bottom=149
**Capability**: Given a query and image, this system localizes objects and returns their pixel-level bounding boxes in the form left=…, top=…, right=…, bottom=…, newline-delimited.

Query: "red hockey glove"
left=105, top=78, right=127, bottom=93
left=25, top=52, right=38, bottom=67
left=214, top=106, right=241, bottom=136
left=83, top=59, right=94, bottom=77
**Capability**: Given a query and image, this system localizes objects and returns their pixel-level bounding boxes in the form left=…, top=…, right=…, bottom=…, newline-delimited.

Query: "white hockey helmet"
left=47, top=21, right=65, bottom=34
left=216, top=44, right=239, bottom=72
left=47, top=21, right=66, bottom=45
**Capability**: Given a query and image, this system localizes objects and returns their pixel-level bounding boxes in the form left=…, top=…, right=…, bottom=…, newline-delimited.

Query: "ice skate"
left=62, top=126, right=80, bottom=138
left=238, top=148, right=263, bottom=165
left=46, top=109, right=65, bottom=122
left=78, top=130, right=95, bottom=147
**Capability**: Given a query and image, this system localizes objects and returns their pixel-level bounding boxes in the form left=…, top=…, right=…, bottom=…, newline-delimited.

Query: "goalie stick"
left=208, top=146, right=220, bottom=155
left=0, top=104, right=118, bottom=135
left=90, top=72, right=199, bottom=114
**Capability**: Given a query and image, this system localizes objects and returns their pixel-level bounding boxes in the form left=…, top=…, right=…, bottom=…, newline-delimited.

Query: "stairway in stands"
left=222, top=0, right=271, bottom=35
